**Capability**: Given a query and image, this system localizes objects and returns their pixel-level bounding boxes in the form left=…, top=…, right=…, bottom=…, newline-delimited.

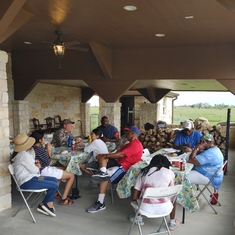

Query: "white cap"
left=184, top=120, right=193, bottom=130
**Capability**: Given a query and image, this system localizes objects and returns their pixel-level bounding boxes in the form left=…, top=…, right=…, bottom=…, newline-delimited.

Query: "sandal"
left=54, top=191, right=62, bottom=199
left=60, top=198, right=74, bottom=205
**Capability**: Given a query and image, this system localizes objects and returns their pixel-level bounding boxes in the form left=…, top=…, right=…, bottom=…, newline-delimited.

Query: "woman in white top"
left=80, top=128, right=109, bottom=175
left=129, top=154, right=180, bottom=231
left=11, top=133, right=59, bottom=217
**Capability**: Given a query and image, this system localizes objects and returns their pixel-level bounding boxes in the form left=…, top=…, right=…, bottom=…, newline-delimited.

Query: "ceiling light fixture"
left=155, top=33, right=165, bottom=37
left=53, top=30, right=65, bottom=69
left=124, top=5, right=137, bottom=11
left=185, top=15, right=194, bottom=19
left=24, top=41, right=32, bottom=44
left=53, top=30, right=65, bottom=59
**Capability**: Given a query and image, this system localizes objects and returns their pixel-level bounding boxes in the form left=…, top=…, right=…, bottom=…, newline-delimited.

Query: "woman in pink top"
left=129, top=154, right=180, bottom=231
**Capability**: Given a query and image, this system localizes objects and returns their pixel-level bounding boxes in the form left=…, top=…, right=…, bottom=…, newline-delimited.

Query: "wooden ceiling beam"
left=89, top=42, right=112, bottom=80
left=0, top=0, right=33, bottom=43
left=137, top=88, right=171, bottom=103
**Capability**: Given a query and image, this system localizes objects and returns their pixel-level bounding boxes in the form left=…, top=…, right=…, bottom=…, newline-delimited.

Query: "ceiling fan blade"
left=67, top=46, right=89, bottom=52
left=217, top=0, right=235, bottom=13
left=65, top=41, right=81, bottom=46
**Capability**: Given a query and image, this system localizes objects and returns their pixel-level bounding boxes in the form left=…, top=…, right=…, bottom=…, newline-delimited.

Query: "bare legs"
left=60, top=171, right=75, bottom=199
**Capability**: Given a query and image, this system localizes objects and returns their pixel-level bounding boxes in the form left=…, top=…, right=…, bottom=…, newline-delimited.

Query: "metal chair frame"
left=128, top=184, right=182, bottom=235
left=195, top=160, right=228, bottom=214
left=8, top=164, right=48, bottom=223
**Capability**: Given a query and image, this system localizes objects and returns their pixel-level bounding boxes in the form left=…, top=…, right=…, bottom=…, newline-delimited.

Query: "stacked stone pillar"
left=0, top=51, right=11, bottom=211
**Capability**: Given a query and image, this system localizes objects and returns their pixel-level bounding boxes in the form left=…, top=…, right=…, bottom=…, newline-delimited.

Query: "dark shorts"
left=85, top=161, right=99, bottom=170
left=107, top=158, right=120, bottom=168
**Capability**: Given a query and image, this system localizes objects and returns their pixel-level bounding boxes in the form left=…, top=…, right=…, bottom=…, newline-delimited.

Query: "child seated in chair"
left=80, top=128, right=109, bottom=175
left=128, top=154, right=180, bottom=231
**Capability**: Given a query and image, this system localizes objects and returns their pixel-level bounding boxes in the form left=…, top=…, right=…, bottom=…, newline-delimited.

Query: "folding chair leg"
left=110, top=184, right=114, bottom=204
left=13, top=192, right=37, bottom=223
left=128, top=213, right=142, bottom=235
left=197, top=191, right=218, bottom=214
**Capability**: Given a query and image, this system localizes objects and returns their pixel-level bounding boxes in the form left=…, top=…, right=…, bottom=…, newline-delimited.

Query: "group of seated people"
left=11, top=117, right=224, bottom=231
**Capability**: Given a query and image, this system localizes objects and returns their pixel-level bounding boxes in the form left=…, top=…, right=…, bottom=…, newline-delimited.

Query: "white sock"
left=170, top=219, right=176, bottom=224
left=98, top=194, right=105, bottom=204
left=100, top=167, right=106, bottom=173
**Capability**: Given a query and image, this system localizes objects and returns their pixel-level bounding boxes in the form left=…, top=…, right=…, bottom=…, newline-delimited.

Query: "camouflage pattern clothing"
left=51, top=128, right=72, bottom=147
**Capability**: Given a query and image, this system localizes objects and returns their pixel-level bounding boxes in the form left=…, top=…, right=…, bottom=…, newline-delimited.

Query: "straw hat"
left=13, top=133, right=35, bottom=152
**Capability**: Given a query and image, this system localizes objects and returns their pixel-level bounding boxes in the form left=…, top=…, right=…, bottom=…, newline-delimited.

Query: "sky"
left=174, top=91, right=235, bottom=106
left=87, top=91, right=235, bottom=106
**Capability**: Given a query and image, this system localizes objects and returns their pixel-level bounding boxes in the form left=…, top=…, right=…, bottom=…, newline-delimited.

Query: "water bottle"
left=68, top=135, right=73, bottom=148
left=72, top=140, right=76, bottom=151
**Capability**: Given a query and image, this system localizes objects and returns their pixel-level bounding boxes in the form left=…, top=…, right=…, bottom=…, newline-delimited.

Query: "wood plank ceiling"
left=1, top=0, right=235, bottom=102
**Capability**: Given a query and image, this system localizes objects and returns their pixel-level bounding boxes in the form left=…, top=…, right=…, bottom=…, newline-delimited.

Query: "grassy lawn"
left=174, top=107, right=235, bottom=125
left=90, top=107, right=99, bottom=132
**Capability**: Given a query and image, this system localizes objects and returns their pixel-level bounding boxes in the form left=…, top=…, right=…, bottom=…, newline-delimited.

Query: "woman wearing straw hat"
left=11, top=133, right=59, bottom=217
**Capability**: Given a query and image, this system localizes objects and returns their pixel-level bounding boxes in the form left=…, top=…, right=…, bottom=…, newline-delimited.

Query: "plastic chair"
left=195, top=160, right=228, bottom=214
left=8, top=164, right=48, bottom=223
left=128, top=184, right=182, bottom=235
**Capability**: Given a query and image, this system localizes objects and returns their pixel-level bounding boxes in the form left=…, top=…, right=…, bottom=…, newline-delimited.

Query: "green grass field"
left=174, top=107, right=235, bottom=125
left=90, top=107, right=99, bottom=132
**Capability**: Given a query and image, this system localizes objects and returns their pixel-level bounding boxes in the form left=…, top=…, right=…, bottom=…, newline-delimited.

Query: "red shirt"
left=117, top=139, right=143, bottom=171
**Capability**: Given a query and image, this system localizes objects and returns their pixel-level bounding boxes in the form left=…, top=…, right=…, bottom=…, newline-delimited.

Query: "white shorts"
left=188, top=170, right=210, bottom=185
left=40, top=166, right=63, bottom=180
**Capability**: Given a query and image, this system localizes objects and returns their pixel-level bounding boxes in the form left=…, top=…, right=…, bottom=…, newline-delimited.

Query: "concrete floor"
left=0, top=150, right=234, bottom=235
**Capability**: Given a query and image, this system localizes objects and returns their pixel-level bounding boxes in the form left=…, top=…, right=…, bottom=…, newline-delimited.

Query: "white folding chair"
left=195, top=160, right=227, bottom=214
left=8, top=164, right=48, bottom=223
left=128, top=184, right=182, bottom=235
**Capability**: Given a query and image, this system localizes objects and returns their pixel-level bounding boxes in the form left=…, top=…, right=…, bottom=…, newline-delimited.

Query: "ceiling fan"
left=42, top=30, right=89, bottom=68
left=42, top=30, right=89, bottom=55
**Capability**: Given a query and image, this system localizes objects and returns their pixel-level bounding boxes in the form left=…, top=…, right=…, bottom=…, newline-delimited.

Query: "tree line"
left=176, top=103, right=234, bottom=108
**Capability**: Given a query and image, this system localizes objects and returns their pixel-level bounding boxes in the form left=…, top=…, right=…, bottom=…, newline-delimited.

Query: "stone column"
left=80, top=103, right=90, bottom=137
left=12, top=100, right=30, bottom=135
left=0, top=50, right=11, bottom=211
left=138, top=103, right=158, bottom=128
left=99, top=102, right=121, bottom=132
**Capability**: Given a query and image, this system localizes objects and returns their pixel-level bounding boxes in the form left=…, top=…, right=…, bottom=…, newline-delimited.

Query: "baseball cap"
left=124, top=126, right=140, bottom=136
left=183, top=120, right=193, bottom=130
left=63, top=119, right=75, bottom=124
left=201, top=134, right=214, bottom=142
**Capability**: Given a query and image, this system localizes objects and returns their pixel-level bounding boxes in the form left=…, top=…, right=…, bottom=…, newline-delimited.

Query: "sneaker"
left=42, top=204, right=56, bottom=217
left=169, top=219, right=180, bottom=231
left=86, top=201, right=106, bottom=213
left=37, top=204, right=49, bottom=216
left=91, top=171, right=110, bottom=182
left=128, top=214, right=144, bottom=226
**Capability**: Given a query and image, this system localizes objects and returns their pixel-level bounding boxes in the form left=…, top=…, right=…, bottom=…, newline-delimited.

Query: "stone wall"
left=0, top=51, right=11, bottom=211
left=134, top=96, right=173, bottom=129
left=25, top=83, right=88, bottom=137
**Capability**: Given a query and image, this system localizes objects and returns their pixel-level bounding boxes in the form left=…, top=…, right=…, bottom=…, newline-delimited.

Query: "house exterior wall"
left=0, top=51, right=11, bottom=212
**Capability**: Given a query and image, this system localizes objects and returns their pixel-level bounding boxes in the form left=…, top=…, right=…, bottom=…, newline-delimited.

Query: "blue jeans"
left=20, top=176, right=58, bottom=204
